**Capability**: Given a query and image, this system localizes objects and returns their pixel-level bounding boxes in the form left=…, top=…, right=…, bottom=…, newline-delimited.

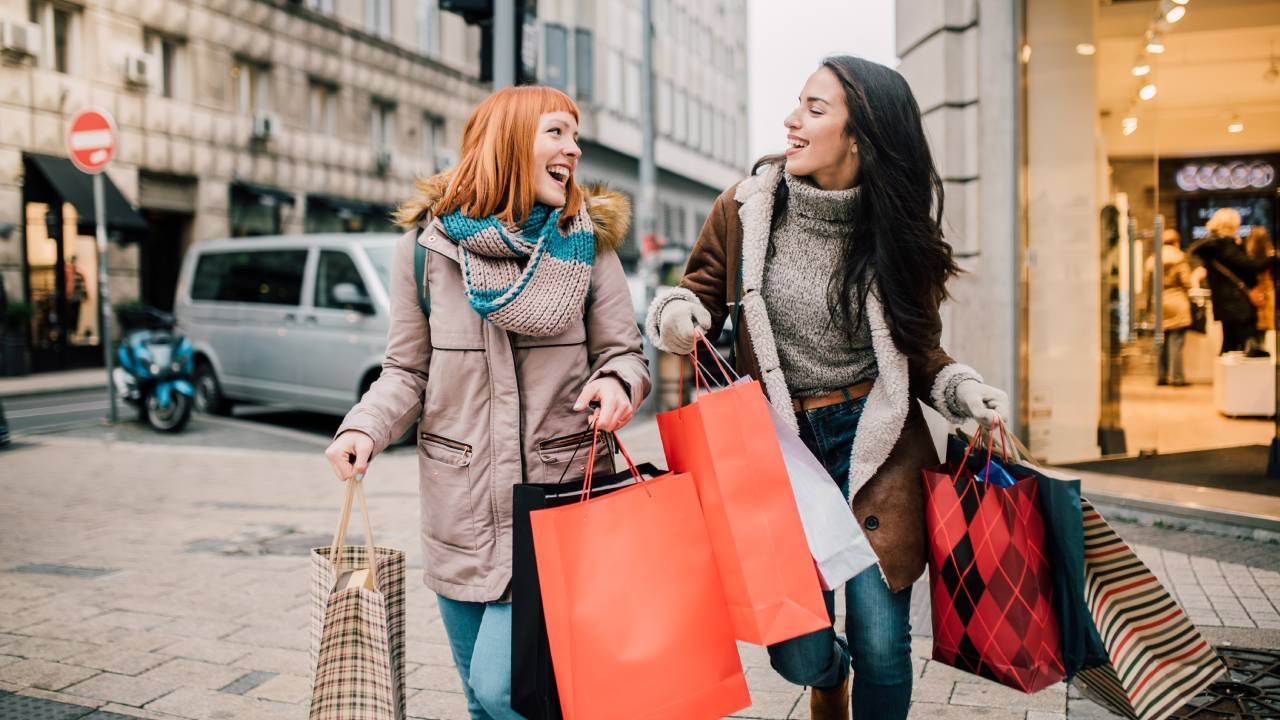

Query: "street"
left=2, top=394, right=1279, bottom=720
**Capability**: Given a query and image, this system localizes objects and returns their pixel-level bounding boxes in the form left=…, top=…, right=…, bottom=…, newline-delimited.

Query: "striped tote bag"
left=1072, top=499, right=1224, bottom=720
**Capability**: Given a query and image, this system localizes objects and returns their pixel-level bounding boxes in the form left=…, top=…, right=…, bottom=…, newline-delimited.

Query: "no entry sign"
left=66, top=109, right=116, bottom=174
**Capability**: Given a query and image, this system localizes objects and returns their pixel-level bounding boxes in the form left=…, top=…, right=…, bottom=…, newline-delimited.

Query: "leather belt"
left=791, top=381, right=874, bottom=413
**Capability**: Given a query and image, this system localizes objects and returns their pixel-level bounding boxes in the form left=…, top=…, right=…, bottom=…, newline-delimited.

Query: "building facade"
left=0, top=0, right=487, bottom=372
left=534, top=0, right=750, bottom=274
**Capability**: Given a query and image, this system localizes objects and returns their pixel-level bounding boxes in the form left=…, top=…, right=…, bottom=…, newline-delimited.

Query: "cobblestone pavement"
left=2, top=426, right=1277, bottom=720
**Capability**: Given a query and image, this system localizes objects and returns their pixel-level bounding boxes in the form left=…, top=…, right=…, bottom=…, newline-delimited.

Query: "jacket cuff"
left=930, top=363, right=984, bottom=425
left=336, top=409, right=391, bottom=455
left=644, top=286, right=702, bottom=353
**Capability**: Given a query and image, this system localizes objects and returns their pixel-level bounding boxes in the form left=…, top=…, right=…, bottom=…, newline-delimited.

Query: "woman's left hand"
left=954, top=380, right=1011, bottom=429
left=573, top=377, right=634, bottom=432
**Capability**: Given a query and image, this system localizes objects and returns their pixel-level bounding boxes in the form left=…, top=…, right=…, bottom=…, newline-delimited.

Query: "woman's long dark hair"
left=755, top=55, right=959, bottom=358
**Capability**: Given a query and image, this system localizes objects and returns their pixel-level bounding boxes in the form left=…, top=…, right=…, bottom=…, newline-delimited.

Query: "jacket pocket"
left=418, top=433, right=478, bottom=550
left=536, top=430, right=612, bottom=484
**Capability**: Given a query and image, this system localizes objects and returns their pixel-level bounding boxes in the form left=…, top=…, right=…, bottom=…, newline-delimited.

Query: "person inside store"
left=645, top=55, right=1010, bottom=720
left=1246, top=226, right=1275, bottom=354
left=322, top=84, right=650, bottom=720
left=1146, top=229, right=1194, bottom=386
left=1189, top=208, right=1275, bottom=355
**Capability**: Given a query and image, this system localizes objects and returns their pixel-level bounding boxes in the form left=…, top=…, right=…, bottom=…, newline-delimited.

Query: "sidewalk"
left=2, top=430, right=1278, bottom=719
left=0, top=369, right=104, bottom=399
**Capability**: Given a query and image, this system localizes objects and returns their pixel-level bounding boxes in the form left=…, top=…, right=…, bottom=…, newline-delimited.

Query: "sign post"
left=67, top=109, right=118, bottom=424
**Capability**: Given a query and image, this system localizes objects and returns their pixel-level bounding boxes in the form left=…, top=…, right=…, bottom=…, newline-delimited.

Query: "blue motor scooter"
left=113, top=306, right=195, bottom=432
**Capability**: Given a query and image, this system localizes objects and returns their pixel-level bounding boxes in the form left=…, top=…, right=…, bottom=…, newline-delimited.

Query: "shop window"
left=191, top=250, right=307, bottom=305
left=24, top=201, right=100, bottom=349
left=315, top=251, right=370, bottom=311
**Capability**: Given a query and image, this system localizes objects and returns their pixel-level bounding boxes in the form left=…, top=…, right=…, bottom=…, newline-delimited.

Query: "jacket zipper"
left=419, top=432, right=471, bottom=453
left=537, top=430, right=595, bottom=451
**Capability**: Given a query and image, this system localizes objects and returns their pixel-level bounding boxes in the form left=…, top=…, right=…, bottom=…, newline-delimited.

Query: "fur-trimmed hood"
left=395, top=171, right=631, bottom=252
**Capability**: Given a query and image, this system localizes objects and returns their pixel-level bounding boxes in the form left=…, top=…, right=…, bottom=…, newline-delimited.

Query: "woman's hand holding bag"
left=954, top=380, right=1011, bottom=429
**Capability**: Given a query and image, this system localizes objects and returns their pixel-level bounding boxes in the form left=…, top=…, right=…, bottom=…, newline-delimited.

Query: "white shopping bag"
left=765, top=402, right=878, bottom=590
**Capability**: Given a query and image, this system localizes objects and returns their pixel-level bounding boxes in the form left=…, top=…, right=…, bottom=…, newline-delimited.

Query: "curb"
left=1085, top=491, right=1280, bottom=543
left=0, top=382, right=106, bottom=401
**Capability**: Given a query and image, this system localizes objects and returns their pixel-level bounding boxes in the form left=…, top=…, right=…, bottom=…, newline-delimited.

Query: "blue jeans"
left=766, top=396, right=914, bottom=720
left=436, top=596, right=525, bottom=720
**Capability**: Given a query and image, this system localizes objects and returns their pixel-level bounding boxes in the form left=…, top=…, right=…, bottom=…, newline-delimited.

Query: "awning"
left=307, top=194, right=392, bottom=216
left=231, top=180, right=296, bottom=207
left=24, top=153, right=148, bottom=231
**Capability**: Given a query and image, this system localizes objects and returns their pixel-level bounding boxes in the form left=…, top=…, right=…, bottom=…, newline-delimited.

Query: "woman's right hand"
left=657, top=298, right=712, bottom=355
left=325, top=430, right=374, bottom=482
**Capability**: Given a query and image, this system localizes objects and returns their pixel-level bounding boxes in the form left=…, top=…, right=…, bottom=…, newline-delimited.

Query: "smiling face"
left=783, top=67, right=860, bottom=190
left=533, top=111, right=581, bottom=207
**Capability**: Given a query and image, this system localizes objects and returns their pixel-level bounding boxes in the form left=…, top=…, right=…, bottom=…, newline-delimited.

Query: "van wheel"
left=194, top=362, right=231, bottom=415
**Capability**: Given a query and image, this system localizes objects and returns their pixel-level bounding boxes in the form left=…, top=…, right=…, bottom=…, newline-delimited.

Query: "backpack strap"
left=413, top=240, right=431, bottom=317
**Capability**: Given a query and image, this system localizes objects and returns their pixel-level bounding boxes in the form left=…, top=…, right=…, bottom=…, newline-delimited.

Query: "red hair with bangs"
left=433, top=85, right=583, bottom=231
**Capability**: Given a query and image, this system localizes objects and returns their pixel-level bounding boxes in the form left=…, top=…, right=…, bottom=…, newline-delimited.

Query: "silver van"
left=174, top=233, right=400, bottom=417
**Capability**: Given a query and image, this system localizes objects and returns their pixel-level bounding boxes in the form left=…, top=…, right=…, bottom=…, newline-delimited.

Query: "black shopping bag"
left=511, top=461, right=666, bottom=719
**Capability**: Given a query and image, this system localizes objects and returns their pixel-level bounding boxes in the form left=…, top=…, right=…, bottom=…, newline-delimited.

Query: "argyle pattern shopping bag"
left=922, top=432, right=1065, bottom=693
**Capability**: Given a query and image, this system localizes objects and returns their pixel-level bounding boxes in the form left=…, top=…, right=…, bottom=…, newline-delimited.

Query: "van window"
left=363, top=245, right=393, bottom=293
left=191, top=249, right=308, bottom=305
left=315, top=250, right=370, bottom=310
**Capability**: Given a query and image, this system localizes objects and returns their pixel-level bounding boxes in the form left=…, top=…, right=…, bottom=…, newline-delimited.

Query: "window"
left=315, top=251, right=370, bottom=311
left=366, top=0, right=392, bottom=37
left=418, top=0, right=440, bottom=57
left=305, top=0, right=335, bottom=13
left=371, top=99, right=396, bottom=151
left=232, top=59, right=269, bottom=115
left=309, top=80, right=337, bottom=135
left=191, top=250, right=308, bottom=305
left=625, top=60, right=641, bottom=118
left=422, top=113, right=445, bottom=173
left=146, top=31, right=185, bottom=99
left=657, top=79, right=672, bottom=135
left=688, top=98, right=700, bottom=148
left=544, top=24, right=569, bottom=91
left=607, top=50, right=623, bottom=112
left=574, top=29, right=594, bottom=102
left=31, top=2, right=80, bottom=73
left=702, top=104, right=713, bottom=154
left=674, top=88, right=687, bottom=141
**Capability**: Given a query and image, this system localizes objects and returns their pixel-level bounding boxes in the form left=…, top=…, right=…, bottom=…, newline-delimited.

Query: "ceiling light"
left=1076, top=43, right=1096, bottom=56
left=1139, top=83, right=1158, bottom=101
left=1165, top=6, right=1186, bottom=23
left=1227, top=115, right=1244, bottom=133
left=1171, top=0, right=1189, bottom=5
left=1122, top=116, right=1139, bottom=136
left=1146, top=40, right=1165, bottom=54
left=1132, top=63, right=1151, bottom=77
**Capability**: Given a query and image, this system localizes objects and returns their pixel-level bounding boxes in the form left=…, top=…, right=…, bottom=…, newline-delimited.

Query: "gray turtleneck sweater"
left=761, top=172, right=877, bottom=397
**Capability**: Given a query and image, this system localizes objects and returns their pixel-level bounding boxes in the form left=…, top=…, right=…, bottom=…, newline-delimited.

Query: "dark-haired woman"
left=645, top=56, right=1009, bottom=720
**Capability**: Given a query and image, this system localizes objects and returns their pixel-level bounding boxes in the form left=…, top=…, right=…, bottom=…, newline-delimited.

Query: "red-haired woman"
left=324, top=85, right=649, bottom=720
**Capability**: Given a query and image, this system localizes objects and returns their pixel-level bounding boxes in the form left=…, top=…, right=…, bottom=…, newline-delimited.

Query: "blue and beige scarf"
left=440, top=203, right=595, bottom=337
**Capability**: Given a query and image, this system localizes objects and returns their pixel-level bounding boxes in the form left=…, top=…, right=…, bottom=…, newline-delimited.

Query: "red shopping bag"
left=530, top=432, right=751, bottom=720
left=922, top=425, right=1065, bottom=693
left=655, top=339, right=829, bottom=645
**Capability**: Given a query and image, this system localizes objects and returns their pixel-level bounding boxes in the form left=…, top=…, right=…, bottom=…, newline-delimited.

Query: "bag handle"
left=579, top=427, right=646, bottom=503
left=329, top=477, right=379, bottom=588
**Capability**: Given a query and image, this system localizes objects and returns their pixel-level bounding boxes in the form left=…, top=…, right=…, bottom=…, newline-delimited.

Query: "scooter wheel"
left=146, top=392, right=193, bottom=433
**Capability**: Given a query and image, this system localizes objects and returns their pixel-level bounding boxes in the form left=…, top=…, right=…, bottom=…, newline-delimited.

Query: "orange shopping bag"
left=655, top=337, right=830, bottom=645
left=530, top=432, right=751, bottom=720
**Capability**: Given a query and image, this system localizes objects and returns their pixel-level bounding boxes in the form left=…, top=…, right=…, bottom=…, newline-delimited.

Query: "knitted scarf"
left=440, top=203, right=595, bottom=337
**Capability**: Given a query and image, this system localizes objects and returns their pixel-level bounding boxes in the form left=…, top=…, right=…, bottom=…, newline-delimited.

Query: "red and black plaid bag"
left=922, top=428, right=1065, bottom=694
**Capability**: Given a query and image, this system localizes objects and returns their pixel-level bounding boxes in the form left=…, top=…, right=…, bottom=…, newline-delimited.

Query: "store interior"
left=1076, top=0, right=1279, bottom=486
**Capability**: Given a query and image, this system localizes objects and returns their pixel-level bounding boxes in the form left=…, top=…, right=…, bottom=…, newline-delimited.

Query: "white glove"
left=657, top=298, right=712, bottom=355
left=954, top=380, right=1011, bottom=429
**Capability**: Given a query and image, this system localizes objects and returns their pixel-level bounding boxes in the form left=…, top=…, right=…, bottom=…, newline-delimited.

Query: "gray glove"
left=658, top=298, right=712, bottom=355
left=954, top=380, right=1011, bottom=429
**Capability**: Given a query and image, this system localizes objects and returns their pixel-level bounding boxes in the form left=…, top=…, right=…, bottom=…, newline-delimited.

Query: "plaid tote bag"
left=309, top=477, right=407, bottom=720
